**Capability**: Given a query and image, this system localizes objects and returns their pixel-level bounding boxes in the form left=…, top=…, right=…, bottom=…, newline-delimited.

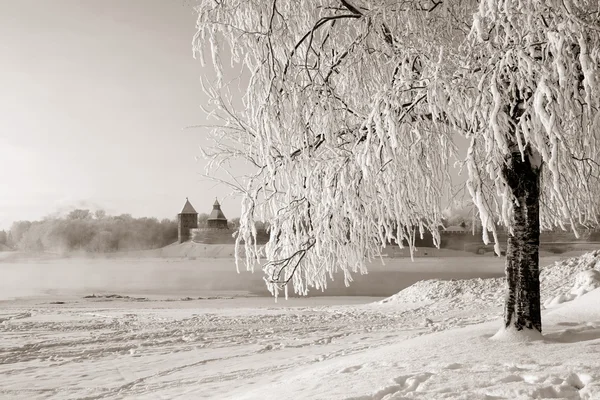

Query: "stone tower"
left=178, top=198, right=198, bottom=243
left=207, top=199, right=228, bottom=229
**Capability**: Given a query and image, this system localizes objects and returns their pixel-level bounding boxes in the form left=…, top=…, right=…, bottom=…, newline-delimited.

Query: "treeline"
left=4, top=209, right=178, bottom=253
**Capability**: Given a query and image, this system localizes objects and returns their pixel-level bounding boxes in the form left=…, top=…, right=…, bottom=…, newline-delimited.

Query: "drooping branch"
left=266, top=237, right=316, bottom=286
left=282, top=13, right=361, bottom=77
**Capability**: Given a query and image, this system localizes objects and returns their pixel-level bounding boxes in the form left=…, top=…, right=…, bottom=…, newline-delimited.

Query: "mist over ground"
left=2, top=246, right=593, bottom=302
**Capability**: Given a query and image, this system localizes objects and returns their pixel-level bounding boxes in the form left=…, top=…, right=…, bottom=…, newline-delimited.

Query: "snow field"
left=0, top=250, right=599, bottom=399
left=237, top=290, right=600, bottom=400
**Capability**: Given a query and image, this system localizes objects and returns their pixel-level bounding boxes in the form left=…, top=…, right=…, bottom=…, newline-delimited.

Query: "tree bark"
left=502, top=146, right=542, bottom=332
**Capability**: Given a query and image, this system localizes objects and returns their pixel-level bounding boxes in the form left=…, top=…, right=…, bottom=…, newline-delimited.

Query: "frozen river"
left=0, top=255, right=512, bottom=302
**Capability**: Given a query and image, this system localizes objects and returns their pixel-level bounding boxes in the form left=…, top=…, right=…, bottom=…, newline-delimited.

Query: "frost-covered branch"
left=265, top=237, right=316, bottom=290
left=195, top=0, right=600, bottom=298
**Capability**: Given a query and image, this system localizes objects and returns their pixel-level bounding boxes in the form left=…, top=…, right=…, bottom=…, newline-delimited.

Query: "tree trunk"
left=502, top=146, right=542, bottom=333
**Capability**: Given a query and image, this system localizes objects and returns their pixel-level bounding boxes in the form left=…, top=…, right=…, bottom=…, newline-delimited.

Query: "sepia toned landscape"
left=2, top=0, right=600, bottom=399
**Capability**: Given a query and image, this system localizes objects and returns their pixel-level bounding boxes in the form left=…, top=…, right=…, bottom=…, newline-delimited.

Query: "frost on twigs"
left=194, top=0, right=600, bottom=297
left=466, top=0, right=600, bottom=241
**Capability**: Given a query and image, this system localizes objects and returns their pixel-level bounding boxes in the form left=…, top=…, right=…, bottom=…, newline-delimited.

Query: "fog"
left=0, top=255, right=512, bottom=301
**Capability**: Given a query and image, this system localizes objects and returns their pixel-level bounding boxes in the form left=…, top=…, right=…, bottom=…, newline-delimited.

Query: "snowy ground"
left=1, top=250, right=600, bottom=399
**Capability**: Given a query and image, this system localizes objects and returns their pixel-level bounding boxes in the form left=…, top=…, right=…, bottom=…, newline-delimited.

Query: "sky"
left=0, top=0, right=238, bottom=229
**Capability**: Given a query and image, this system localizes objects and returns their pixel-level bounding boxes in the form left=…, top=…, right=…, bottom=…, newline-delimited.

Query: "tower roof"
left=208, top=198, right=227, bottom=220
left=180, top=198, right=197, bottom=214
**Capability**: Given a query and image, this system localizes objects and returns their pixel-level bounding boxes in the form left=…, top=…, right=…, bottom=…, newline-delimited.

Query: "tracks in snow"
left=0, top=299, right=502, bottom=399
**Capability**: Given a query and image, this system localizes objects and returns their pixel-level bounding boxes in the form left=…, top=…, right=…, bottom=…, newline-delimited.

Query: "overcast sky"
left=0, top=0, right=240, bottom=229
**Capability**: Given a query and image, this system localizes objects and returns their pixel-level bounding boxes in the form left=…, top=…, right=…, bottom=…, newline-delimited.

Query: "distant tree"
left=160, top=218, right=178, bottom=245
left=87, top=231, right=115, bottom=252
left=18, top=222, right=47, bottom=251
left=42, top=220, right=70, bottom=252
left=228, top=217, right=241, bottom=230
left=197, top=213, right=210, bottom=228
left=10, top=221, right=32, bottom=246
left=94, top=209, right=107, bottom=220
left=68, top=209, right=91, bottom=220
left=7, top=210, right=178, bottom=253
left=0, top=230, right=7, bottom=245
left=197, top=0, right=600, bottom=336
left=63, top=220, right=95, bottom=250
left=32, top=238, right=44, bottom=252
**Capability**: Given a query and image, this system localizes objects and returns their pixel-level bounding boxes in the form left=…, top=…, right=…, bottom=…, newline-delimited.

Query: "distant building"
left=178, top=198, right=198, bottom=243
left=207, top=199, right=228, bottom=229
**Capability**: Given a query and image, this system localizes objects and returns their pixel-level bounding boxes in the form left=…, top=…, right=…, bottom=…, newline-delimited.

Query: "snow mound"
left=378, top=277, right=504, bottom=305
left=491, top=325, right=544, bottom=342
left=544, top=269, right=600, bottom=308
left=575, top=268, right=600, bottom=288
left=380, top=249, right=600, bottom=308
left=539, top=249, right=600, bottom=298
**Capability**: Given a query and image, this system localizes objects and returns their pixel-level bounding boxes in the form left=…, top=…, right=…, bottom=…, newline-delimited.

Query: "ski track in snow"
left=0, top=297, right=498, bottom=399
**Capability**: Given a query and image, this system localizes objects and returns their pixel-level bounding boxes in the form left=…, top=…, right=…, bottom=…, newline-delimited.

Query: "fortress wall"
left=192, top=228, right=270, bottom=245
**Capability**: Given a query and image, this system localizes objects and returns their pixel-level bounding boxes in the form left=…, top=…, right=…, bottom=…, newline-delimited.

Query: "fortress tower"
left=207, top=199, right=228, bottom=229
left=177, top=198, right=198, bottom=243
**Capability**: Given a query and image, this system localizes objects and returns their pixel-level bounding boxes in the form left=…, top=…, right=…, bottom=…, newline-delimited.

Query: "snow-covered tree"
left=195, top=0, right=600, bottom=334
